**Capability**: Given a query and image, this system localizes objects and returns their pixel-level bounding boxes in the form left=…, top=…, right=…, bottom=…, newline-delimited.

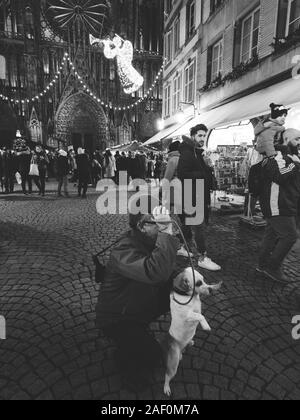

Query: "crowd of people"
left=0, top=143, right=169, bottom=197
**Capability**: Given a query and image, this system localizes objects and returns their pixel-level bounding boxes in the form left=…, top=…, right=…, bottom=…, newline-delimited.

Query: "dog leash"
left=170, top=217, right=197, bottom=307
left=94, top=232, right=130, bottom=258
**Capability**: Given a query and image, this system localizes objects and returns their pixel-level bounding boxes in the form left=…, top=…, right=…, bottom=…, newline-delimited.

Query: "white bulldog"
left=162, top=267, right=222, bottom=396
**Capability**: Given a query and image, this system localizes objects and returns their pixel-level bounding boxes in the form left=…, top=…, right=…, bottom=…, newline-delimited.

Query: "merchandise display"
left=211, top=145, right=250, bottom=194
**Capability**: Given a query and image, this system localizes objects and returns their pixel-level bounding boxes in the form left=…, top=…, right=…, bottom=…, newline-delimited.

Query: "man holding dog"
left=96, top=203, right=180, bottom=391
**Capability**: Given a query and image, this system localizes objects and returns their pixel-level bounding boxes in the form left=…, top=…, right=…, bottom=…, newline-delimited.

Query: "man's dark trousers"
left=259, top=216, right=298, bottom=269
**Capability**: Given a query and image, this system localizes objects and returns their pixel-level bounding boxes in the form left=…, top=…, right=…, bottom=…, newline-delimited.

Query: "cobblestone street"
left=0, top=188, right=300, bottom=401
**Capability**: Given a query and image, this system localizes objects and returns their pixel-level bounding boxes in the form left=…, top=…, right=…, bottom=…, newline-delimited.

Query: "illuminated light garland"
left=0, top=52, right=69, bottom=105
left=0, top=52, right=165, bottom=111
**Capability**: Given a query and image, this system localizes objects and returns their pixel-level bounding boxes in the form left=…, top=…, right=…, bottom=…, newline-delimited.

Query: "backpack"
left=248, top=161, right=263, bottom=197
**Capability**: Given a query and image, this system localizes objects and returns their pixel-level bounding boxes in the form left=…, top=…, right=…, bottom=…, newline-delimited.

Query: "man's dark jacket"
left=96, top=230, right=179, bottom=329
left=259, top=150, right=300, bottom=218
left=76, top=154, right=90, bottom=181
left=177, top=136, right=215, bottom=211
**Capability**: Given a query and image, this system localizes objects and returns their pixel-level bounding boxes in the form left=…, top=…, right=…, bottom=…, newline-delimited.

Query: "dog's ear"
left=208, top=282, right=223, bottom=292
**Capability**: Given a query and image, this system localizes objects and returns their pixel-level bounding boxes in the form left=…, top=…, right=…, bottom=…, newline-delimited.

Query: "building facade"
left=0, top=0, right=164, bottom=151
left=161, top=0, right=300, bottom=137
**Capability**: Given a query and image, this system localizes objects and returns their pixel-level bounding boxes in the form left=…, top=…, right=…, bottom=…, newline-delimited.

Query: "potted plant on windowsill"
left=271, top=27, right=300, bottom=53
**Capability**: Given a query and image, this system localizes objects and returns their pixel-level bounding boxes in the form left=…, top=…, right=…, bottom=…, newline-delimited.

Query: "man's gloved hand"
left=153, top=206, right=173, bottom=236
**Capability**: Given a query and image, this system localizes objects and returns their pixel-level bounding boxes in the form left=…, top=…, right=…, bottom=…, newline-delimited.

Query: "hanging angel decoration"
left=90, top=34, right=144, bottom=95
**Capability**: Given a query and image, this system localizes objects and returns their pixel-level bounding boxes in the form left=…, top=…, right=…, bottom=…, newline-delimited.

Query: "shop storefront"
left=145, top=76, right=300, bottom=213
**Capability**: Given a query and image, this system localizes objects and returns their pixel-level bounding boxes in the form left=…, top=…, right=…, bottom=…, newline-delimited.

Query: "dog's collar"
left=173, top=288, right=190, bottom=297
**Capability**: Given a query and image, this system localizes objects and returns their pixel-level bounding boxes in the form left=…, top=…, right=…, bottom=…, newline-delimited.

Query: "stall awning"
left=143, top=116, right=194, bottom=146
left=172, top=77, right=300, bottom=136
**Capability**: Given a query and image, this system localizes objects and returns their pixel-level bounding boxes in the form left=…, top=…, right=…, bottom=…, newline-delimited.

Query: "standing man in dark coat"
left=177, top=124, right=221, bottom=271
left=76, top=148, right=90, bottom=198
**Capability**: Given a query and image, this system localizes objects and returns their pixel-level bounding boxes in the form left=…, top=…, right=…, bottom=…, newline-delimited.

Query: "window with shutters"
left=210, top=39, right=223, bottom=82
left=173, top=72, right=182, bottom=113
left=184, top=60, right=195, bottom=103
left=174, top=17, right=180, bottom=54
left=186, top=0, right=196, bottom=40
left=164, top=84, right=171, bottom=117
left=277, top=0, right=300, bottom=38
left=240, top=8, right=260, bottom=63
left=165, top=30, right=173, bottom=63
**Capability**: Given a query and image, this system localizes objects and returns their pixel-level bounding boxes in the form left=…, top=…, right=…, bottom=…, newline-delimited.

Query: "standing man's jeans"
left=179, top=213, right=207, bottom=255
left=259, top=216, right=298, bottom=269
left=57, top=176, right=68, bottom=196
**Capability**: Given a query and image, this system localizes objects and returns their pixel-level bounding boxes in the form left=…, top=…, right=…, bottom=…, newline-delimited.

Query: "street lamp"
left=176, top=101, right=197, bottom=124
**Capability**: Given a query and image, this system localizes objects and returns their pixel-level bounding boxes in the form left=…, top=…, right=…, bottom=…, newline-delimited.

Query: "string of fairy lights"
left=0, top=52, right=166, bottom=112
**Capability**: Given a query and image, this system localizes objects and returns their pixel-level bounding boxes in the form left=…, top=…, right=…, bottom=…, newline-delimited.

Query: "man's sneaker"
left=198, top=256, right=221, bottom=272
left=263, top=268, right=289, bottom=284
left=177, top=246, right=194, bottom=258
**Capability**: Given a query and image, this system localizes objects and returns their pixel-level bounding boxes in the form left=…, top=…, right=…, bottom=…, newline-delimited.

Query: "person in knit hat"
left=255, top=103, right=289, bottom=157
left=283, top=128, right=300, bottom=150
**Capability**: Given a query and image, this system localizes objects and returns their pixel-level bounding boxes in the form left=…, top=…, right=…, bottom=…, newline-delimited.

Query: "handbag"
left=29, top=157, right=39, bottom=177
left=15, top=172, right=22, bottom=185
left=93, top=234, right=126, bottom=284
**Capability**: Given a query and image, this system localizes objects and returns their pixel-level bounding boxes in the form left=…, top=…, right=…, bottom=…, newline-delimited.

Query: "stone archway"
left=55, top=92, right=108, bottom=152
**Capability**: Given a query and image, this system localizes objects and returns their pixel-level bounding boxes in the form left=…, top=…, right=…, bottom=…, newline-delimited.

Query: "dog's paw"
left=201, top=320, right=212, bottom=332
left=164, top=383, right=172, bottom=397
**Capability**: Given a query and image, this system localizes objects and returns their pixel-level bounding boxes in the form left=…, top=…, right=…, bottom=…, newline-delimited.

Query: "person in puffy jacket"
left=255, top=103, right=288, bottom=158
